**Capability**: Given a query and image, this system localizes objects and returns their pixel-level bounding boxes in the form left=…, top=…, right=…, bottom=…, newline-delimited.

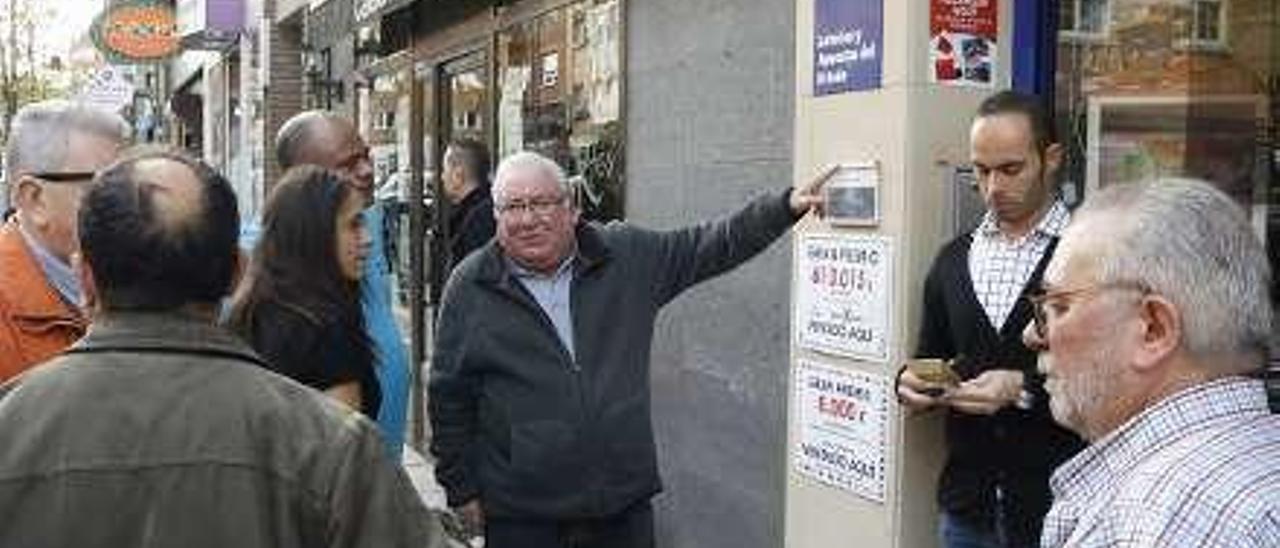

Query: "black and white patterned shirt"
left=968, top=200, right=1070, bottom=330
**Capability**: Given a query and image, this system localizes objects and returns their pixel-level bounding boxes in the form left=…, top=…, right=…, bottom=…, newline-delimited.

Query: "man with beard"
left=1024, top=178, right=1277, bottom=547
left=896, top=90, right=1084, bottom=547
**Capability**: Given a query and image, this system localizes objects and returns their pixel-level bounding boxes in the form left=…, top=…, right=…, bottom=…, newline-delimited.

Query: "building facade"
left=134, top=0, right=1275, bottom=546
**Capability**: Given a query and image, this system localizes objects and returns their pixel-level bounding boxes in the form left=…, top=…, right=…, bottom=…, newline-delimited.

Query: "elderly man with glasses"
left=0, top=101, right=129, bottom=382
left=429, top=150, right=829, bottom=548
left=1024, top=178, right=1277, bottom=547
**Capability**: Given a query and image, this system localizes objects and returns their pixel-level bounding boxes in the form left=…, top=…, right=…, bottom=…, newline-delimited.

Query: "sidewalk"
left=401, top=444, right=448, bottom=510
left=390, top=288, right=448, bottom=510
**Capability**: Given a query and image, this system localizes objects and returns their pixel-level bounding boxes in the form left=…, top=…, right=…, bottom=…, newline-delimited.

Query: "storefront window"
left=1053, top=0, right=1276, bottom=347
left=1191, top=0, right=1224, bottom=45
left=446, top=60, right=487, bottom=144
left=1061, top=0, right=1109, bottom=37
left=359, top=61, right=415, bottom=307
left=497, top=0, right=623, bottom=220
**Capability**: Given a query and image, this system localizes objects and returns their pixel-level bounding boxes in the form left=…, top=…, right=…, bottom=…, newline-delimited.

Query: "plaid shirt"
left=1042, top=377, right=1280, bottom=547
left=969, top=200, right=1070, bottom=330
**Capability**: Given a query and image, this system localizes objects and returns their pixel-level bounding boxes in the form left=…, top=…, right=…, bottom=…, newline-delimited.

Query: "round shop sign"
left=91, top=0, right=181, bottom=64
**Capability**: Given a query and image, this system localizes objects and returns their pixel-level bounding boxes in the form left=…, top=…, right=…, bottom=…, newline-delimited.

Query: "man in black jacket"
left=897, top=91, right=1085, bottom=547
left=442, top=138, right=496, bottom=272
left=430, top=150, right=828, bottom=548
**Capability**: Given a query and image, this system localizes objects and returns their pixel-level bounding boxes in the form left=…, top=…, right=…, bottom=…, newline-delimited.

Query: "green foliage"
left=0, top=0, right=76, bottom=147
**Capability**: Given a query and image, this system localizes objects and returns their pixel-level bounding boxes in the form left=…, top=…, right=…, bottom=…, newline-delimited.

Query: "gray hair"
left=491, top=151, right=573, bottom=203
left=4, top=100, right=130, bottom=184
left=1073, top=178, right=1271, bottom=370
left=274, top=110, right=342, bottom=169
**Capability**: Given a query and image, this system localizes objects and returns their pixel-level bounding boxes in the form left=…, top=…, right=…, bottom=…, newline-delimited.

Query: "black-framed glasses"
left=30, top=171, right=97, bottom=184
left=1026, top=280, right=1150, bottom=339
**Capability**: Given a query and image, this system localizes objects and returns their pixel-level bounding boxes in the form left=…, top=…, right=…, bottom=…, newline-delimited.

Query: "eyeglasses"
left=495, top=195, right=566, bottom=218
left=30, top=171, right=97, bottom=184
left=1026, top=280, right=1150, bottom=339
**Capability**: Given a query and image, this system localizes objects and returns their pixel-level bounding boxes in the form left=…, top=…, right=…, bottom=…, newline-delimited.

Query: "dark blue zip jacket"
left=429, top=189, right=797, bottom=519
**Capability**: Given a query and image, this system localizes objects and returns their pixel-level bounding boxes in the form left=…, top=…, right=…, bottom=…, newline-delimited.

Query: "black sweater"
left=915, top=234, right=1084, bottom=544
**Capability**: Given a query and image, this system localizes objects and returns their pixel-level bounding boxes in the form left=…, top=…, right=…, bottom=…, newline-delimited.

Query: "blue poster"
left=814, top=0, right=883, bottom=96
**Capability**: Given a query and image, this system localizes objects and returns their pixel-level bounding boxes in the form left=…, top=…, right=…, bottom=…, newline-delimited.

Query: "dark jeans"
left=940, top=512, right=1001, bottom=548
left=485, top=501, right=654, bottom=548
left=940, top=511, right=1039, bottom=548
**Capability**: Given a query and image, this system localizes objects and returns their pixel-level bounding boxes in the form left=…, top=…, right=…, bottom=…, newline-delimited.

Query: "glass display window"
left=497, top=0, right=623, bottom=221
left=1051, top=0, right=1277, bottom=349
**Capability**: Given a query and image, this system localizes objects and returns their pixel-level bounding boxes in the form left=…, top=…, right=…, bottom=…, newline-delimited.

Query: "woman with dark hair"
left=228, top=165, right=379, bottom=416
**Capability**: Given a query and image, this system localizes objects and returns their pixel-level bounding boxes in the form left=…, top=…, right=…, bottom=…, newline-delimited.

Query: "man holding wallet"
left=896, top=90, right=1084, bottom=548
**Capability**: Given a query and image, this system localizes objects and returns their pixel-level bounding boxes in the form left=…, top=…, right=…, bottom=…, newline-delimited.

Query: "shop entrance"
left=429, top=49, right=491, bottom=307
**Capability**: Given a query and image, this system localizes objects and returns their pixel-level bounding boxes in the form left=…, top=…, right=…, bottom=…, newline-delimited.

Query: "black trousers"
left=485, top=501, right=654, bottom=548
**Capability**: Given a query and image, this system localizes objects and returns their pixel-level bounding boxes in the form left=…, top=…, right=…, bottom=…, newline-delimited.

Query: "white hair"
left=1072, top=178, right=1271, bottom=370
left=5, top=100, right=131, bottom=185
left=491, top=151, right=572, bottom=203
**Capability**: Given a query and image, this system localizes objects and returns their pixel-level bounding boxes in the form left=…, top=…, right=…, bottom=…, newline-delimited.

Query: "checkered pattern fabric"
left=1042, top=377, right=1280, bottom=547
left=968, top=200, right=1070, bottom=330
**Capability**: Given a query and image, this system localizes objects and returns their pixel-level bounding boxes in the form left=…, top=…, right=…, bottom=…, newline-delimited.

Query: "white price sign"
left=794, top=234, right=893, bottom=362
left=793, top=360, right=889, bottom=503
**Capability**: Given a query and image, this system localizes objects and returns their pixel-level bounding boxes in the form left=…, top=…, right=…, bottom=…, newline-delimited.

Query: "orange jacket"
left=0, top=220, right=86, bottom=382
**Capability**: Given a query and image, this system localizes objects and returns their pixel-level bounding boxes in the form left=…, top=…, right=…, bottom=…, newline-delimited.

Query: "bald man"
left=273, top=111, right=411, bottom=457
left=0, top=147, right=444, bottom=547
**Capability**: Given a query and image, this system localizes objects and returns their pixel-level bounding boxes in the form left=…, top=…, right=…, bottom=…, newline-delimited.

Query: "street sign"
left=78, top=67, right=136, bottom=114
left=91, top=0, right=182, bottom=64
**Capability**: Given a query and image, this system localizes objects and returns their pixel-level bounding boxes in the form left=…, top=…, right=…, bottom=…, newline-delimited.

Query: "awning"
left=354, top=0, right=416, bottom=25
left=177, top=0, right=243, bottom=51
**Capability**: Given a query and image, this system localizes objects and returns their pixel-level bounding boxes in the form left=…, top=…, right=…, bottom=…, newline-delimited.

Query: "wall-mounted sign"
left=813, top=0, right=882, bottom=96
left=176, top=0, right=243, bottom=51
left=795, top=234, right=893, bottom=362
left=91, top=0, right=181, bottom=64
left=929, top=0, right=998, bottom=87
left=541, top=52, right=560, bottom=88
left=78, top=66, right=135, bottom=114
left=825, top=162, right=881, bottom=227
left=793, top=360, right=890, bottom=503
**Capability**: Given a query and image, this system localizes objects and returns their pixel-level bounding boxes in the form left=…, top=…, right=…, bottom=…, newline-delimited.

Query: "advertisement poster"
left=793, top=360, right=889, bottom=503
left=813, top=0, right=883, bottom=96
left=929, top=0, right=998, bottom=87
left=794, top=234, right=893, bottom=362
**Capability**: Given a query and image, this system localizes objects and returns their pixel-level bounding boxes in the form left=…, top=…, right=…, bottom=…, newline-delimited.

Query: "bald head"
left=130, top=158, right=204, bottom=233
left=275, top=111, right=373, bottom=201
left=275, top=110, right=338, bottom=169
left=78, top=147, right=239, bottom=311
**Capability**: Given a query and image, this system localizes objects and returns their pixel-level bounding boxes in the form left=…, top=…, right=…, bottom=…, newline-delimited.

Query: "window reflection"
left=498, top=0, right=623, bottom=221
left=1053, top=0, right=1277, bottom=351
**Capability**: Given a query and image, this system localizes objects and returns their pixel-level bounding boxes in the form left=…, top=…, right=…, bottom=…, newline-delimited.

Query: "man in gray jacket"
left=0, top=148, right=444, bottom=547
left=430, top=151, right=828, bottom=548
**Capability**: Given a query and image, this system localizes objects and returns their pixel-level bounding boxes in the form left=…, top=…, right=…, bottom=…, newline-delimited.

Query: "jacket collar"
left=73, top=310, right=259, bottom=364
left=0, top=220, right=84, bottom=327
left=475, top=222, right=612, bottom=286
left=449, top=187, right=492, bottom=223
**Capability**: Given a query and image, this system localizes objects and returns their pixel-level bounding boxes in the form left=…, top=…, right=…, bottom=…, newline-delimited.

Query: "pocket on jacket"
left=510, top=420, right=577, bottom=476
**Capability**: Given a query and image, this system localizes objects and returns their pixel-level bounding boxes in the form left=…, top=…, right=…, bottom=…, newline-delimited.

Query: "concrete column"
left=786, top=1, right=1015, bottom=546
